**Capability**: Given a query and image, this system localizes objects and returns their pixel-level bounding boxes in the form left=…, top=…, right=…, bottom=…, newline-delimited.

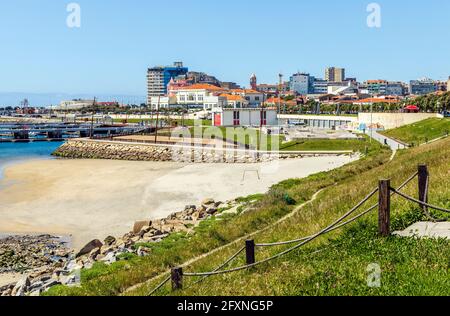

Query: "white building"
left=212, top=108, right=278, bottom=127
left=57, top=100, right=95, bottom=111
left=149, top=96, right=178, bottom=109
left=174, top=84, right=225, bottom=109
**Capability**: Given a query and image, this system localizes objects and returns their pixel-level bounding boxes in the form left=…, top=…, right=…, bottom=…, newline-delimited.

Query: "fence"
left=148, top=164, right=449, bottom=295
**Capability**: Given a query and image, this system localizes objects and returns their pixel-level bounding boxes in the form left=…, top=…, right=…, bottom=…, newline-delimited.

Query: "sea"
left=0, top=142, right=63, bottom=180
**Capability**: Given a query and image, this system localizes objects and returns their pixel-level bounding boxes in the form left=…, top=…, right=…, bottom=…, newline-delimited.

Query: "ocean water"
left=0, top=142, right=63, bottom=179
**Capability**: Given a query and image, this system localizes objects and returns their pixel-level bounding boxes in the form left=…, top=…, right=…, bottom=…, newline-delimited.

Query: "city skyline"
left=1, top=0, right=450, bottom=102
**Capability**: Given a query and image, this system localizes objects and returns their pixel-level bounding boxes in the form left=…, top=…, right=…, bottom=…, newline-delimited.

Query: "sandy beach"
left=0, top=156, right=358, bottom=249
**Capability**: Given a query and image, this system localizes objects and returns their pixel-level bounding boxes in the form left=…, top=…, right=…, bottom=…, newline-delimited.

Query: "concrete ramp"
left=393, top=222, right=450, bottom=239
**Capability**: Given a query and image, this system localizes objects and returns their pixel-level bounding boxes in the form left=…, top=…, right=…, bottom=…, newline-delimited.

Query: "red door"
left=214, top=114, right=222, bottom=126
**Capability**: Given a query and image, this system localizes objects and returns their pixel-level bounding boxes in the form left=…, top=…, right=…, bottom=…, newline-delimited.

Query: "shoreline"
left=0, top=155, right=359, bottom=249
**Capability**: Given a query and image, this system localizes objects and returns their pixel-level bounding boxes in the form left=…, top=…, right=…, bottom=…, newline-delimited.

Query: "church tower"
left=250, top=74, right=257, bottom=90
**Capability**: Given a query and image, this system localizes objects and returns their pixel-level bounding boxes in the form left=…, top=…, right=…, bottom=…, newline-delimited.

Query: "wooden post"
left=418, top=164, right=429, bottom=213
left=245, top=240, right=255, bottom=265
left=378, top=179, right=391, bottom=237
left=171, top=267, right=183, bottom=290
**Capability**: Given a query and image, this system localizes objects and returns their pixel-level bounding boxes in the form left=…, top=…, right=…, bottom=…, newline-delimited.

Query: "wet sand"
left=0, top=156, right=358, bottom=249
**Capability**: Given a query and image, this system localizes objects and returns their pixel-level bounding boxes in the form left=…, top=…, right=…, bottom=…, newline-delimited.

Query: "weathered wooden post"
left=418, top=164, right=429, bottom=213
left=245, top=240, right=256, bottom=265
left=378, top=179, right=391, bottom=237
left=171, top=267, right=183, bottom=290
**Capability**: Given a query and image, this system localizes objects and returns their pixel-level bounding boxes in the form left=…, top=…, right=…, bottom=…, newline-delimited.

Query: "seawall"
left=52, top=139, right=354, bottom=164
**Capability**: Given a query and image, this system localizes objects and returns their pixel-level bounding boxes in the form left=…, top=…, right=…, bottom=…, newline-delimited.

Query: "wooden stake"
left=378, top=179, right=391, bottom=237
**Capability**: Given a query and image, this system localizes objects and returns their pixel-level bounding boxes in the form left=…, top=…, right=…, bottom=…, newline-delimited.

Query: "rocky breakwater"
left=0, top=235, right=72, bottom=296
left=52, top=139, right=334, bottom=163
left=1, top=198, right=241, bottom=296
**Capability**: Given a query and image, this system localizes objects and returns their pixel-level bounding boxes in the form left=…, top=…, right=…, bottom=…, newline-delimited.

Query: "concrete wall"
left=358, top=113, right=441, bottom=130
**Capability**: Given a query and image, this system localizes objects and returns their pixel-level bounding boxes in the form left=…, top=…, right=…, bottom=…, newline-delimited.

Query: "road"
left=365, top=130, right=407, bottom=151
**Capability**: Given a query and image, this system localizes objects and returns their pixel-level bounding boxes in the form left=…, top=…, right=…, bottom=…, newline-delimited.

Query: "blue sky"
left=0, top=0, right=450, bottom=101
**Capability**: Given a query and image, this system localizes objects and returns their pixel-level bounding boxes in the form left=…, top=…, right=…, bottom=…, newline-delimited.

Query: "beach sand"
left=0, top=156, right=358, bottom=249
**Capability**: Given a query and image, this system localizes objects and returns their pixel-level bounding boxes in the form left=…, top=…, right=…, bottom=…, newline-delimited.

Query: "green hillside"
left=46, top=136, right=450, bottom=296
left=380, top=118, right=450, bottom=146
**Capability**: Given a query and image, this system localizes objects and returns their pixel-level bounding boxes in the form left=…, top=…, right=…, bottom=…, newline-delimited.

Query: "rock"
left=100, top=252, right=117, bottom=265
left=202, top=198, right=215, bottom=206
left=104, top=236, right=116, bottom=246
left=76, top=239, right=103, bottom=258
left=137, top=247, right=151, bottom=257
left=88, top=247, right=101, bottom=261
left=11, top=276, right=30, bottom=296
left=133, top=220, right=152, bottom=234
left=206, top=207, right=218, bottom=215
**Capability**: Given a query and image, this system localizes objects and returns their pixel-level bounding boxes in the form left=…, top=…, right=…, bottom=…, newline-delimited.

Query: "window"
left=255, top=96, right=260, bottom=101
left=198, top=95, right=204, bottom=101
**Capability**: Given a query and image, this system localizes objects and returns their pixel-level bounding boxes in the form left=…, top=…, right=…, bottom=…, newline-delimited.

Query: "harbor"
left=0, top=122, right=150, bottom=143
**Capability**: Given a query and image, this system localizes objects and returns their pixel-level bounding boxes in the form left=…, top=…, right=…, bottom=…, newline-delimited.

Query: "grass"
left=128, top=137, right=450, bottom=296
left=280, top=138, right=370, bottom=153
left=44, top=137, right=389, bottom=296
left=187, top=126, right=285, bottom=150
left=380, top=118, right=450, bottom=146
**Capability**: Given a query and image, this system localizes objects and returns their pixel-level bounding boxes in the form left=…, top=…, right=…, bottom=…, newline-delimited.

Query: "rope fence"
left=147, top=164, right=446, bottom=295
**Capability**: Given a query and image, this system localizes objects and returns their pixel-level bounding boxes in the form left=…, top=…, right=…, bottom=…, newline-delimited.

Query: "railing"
left=147, top=164, right=449, bottom=295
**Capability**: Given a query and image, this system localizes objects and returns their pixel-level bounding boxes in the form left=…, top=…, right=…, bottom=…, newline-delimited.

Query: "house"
left=212, top=107, right=278, bottom=127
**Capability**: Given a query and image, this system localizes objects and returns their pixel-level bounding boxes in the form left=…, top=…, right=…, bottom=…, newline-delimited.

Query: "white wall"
left=358, top=113, right=441, bottom=130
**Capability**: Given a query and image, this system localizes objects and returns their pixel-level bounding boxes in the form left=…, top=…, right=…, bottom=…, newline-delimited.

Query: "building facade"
left=290, top=73, right=314, bottom=95
left=409, top=78, right=438, bottom=95
left=212, top=108, right=278, bottom=127
left=325, top=67, right=345, bottom=82
left=147, top=62, right=188, bottom=101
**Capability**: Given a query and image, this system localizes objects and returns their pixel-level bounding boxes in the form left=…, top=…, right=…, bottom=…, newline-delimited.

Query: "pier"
left=0, top=123, right=149, bottom=143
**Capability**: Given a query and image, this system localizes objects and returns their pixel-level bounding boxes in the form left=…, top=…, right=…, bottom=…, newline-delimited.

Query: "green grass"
left=128, top=137, right=450, bottom=296
left=380, top=118, right=450, bottom=146
left=187, top=126, right=285, bottom=150
left=280, top=138, right=370, bottom=153
left=44, top=137, right=388, bottom=296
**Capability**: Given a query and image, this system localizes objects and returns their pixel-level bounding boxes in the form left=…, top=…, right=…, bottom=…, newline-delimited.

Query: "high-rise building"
left=147, top=62, right=188, bottom=102
left=325, top=67, right=346, bottom=82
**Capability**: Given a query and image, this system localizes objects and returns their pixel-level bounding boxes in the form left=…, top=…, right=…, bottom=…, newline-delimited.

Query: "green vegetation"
left=380, top=118, right=450, bottom=146
left=280, top=138, right=371, bottom=153
left=45, top=137, right=389, bottom=296
left=186, top=126, right=285, bottom=150
left=146, top=137, right=448, bottom=296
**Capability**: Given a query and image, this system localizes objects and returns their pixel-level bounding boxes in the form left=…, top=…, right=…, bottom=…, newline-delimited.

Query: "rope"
left=257, top=172, right=419, bottom=247
left=189, top=247, right=245, bottom=287
left=184, top=188, right=379, bottom=277
left=148, top=275, right=171, bottom=296
left=391, top=188, right=450, bottom=213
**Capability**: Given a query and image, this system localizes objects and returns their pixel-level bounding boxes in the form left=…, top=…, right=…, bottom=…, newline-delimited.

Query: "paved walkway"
left=365, top=130, right=407, bottom=151
left=393, top=222, right=450, bottom=239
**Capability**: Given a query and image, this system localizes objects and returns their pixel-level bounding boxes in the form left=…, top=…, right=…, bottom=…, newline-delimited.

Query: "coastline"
left=0, top=155, right=359, bottom=249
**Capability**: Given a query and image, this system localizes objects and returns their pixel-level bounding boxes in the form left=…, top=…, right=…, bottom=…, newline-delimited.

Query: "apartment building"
left=147, top=62, right=188, bottom=101
left=325, top=67, right=346, bottom=82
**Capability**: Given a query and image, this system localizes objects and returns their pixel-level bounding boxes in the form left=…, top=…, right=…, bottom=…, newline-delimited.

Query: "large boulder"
left=76, top=239, right=103, bottom=258
left=202, top=198, right=215, bottom=206
left=133, top=220, right=152, bottom=234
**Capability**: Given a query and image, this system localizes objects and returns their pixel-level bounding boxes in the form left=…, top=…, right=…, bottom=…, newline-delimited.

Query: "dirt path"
left=123, top=189, right=325, bottom=295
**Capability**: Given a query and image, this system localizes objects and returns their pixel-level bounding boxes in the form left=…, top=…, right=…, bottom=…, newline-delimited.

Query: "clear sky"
left=1, top=0, right=450, bottom=98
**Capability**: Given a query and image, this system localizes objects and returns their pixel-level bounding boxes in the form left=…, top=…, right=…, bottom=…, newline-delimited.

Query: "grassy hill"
left=46, top=136, right=450, bottom=296
left=380, top=118, right=450, bottom=146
